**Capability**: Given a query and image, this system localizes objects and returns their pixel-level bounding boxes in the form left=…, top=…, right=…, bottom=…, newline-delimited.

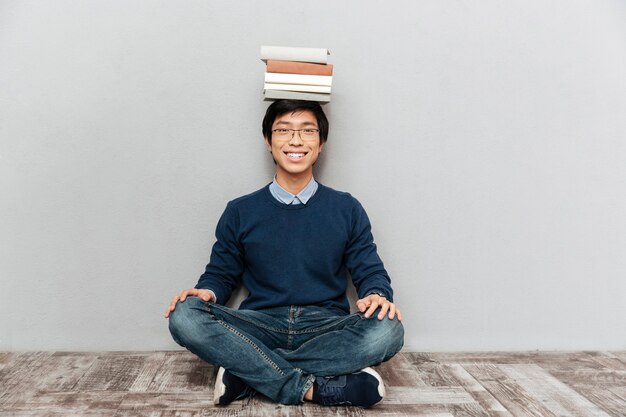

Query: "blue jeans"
left=168, top=297, right=404, bottom=405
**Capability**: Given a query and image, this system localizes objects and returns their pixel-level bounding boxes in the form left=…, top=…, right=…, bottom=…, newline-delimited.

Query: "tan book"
left=266, top=60, right=333, bottom=76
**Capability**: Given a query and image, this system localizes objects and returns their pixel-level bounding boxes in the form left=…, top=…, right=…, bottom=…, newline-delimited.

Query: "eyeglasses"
left=272, top=128, right=320, bottom=139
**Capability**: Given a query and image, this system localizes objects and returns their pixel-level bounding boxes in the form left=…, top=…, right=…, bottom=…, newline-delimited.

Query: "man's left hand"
left=356, top=294, right=402, bottom=321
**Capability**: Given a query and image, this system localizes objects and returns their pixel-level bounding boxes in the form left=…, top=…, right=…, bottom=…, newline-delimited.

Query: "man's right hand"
left=164, top=288, right=214, bottom=318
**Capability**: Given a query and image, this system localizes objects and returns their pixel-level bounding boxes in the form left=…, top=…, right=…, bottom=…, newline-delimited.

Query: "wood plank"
left=416, top=362, right=461, bottom=387
left=383, top=386, right=476, bottom=405
left=363, top=403, right=454, bottom=417
left=608, top=385, right=626, bottom=400
left=528, top=351, right=626, bottom=416
left=425, top=351, right=542, bottom=364
left=375, top=354, right=428, bottom=387
left=128, top=351, right=167, bottom=392
left=372, top=404, right=484, bottom=417
left=116, top=392, right=245, bottom=413
left=447, top=364, right=513, bottom=417
left=535, top=351, right=613, bottom=373
left=585, top=351, right=626, bottom=371
left=248, top=399, right=365, bottom=417
left=236, top=393, right=367, bottom=417
left=0, top=352, right=53, bottom=398
left=114, top=411, right=241, bottom=417
left=145, top=351, right=214, bottom=392
left=559, top=385, right=626, bottom=417
left=445, top=403, right=492, bottom=417
left=73, top=352, right=146, bottom=391
left=548, top=368, right=626, bottom=388
left=404, top=352, right=439, bottom=366
left=610, top=351, right=626, bottom=364
left=0, top=413, right=112, bottom=417
left=535, top=351, right=607, bottom=369
left=114, top=412, right=200, bottom=417
left=29, top=351, right=99, bottom=391
left=0, top=390, right=36, bottom=413
left=463, top=363, right=558, bottom=417
left=499, top=364, right=612, bottom=417
left=5, top=391, right=127, bottom=413
left=0, top=352, right=14, bottom=367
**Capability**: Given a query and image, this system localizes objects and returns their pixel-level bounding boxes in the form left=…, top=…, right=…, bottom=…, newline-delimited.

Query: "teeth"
left=287, top=153, right=305, bottom=158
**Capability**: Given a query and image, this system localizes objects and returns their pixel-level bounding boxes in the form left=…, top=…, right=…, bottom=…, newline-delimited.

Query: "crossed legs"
left=168, top=297, right=404, bottom=405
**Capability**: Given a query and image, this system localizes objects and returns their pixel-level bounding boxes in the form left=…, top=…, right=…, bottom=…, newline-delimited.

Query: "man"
left=165, top=100, right=404, bottom=407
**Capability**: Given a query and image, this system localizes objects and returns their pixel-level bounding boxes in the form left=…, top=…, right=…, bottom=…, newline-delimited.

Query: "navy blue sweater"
left=195, top=184, right=393, bottom=315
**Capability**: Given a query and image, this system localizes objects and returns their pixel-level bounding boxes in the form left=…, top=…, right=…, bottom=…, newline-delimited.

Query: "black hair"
left=262, top=100, right=329, bottom=144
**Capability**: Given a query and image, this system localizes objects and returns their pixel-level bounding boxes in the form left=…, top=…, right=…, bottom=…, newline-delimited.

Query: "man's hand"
left=356, top=294, right=402, bottom=321
left=164, top=288, right=214, bottom=318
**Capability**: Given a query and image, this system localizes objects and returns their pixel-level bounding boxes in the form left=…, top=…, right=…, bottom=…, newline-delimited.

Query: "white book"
left=264, top=83, right=331, bottom=94
left=260, top=45, right=330, bottom=64
left=264, top=89, right=331, bottom=103
left=264, top=72, right=332, bottom=87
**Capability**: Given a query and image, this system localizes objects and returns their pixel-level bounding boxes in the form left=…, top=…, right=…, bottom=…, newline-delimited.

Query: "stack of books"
left=261, top=45, right=333, bottom=103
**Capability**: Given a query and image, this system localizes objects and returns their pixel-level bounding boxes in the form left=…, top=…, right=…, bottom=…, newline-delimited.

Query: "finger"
left=357, top=296, right=372, bottom=311
left=165, top=296, right=180, bottom=317
left=199, top=290, right=213, bottom=302
left=397, top=308, right=403, bottom=321
left=364, top=300, right=380, bottom=318
left=180, top=289, right=191, bottom=302
left=377, top=301, right=390, bottom=320
left=165, top=299, right=178, bottom=318
left=387, top=303, right=397, bottom=320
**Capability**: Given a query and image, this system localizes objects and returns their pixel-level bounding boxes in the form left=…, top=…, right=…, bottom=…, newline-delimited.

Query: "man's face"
left=265, top=109, right=324, bottom=180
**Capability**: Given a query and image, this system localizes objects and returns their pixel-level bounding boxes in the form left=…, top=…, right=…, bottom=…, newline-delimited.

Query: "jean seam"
left=287, top=306, right=295, bottom=350
left=209, top=303, right=290, bottom=334
left=217, top=319, right=286, bottom=376
left=291, top=313, right=360, bottom=335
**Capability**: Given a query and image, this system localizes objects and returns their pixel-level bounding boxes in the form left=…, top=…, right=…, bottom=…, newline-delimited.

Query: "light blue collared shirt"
left=269, top=176, right=318, bottom=205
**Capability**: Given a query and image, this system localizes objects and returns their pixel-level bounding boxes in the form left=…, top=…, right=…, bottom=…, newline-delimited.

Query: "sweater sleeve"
left=194, top=203, right=243, bottom=305
left=344, top=199, right=394, bottom=301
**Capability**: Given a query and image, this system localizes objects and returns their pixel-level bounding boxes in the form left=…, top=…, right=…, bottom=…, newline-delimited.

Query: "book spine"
left=264, top=89, right=331, bottom=103
left=264, top=83, right=331, bottom=94
left=266, top=60, right=333, bottom=76
left=264, top=72, right=332, bottom=86
left=260, top=46, right=329, bottom=64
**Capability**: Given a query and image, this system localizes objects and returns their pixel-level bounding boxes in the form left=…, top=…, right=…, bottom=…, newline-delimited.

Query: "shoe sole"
left=361, top=367, right=386, bottom=399
left=213, top=367, right=226, bottom=405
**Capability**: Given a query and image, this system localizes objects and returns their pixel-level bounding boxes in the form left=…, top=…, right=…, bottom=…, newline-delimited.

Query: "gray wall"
left=1, top=0, right=625, bottom=351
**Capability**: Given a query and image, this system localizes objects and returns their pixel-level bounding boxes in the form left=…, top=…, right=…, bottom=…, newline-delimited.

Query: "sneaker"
left=213, top=367, right=256, bottom=405
left=312, top=367, right=385, bottom=408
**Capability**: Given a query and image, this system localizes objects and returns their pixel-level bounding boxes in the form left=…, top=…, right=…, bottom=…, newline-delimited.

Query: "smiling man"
left=165, top=100, right=404, bottom=408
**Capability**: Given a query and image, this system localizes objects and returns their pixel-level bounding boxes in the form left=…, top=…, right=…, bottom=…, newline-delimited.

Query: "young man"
left=165, top=100, right=403, bottom=408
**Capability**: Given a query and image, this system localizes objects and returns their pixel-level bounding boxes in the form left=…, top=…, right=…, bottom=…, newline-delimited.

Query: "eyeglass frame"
left=271, top=128, right=320, bottom=140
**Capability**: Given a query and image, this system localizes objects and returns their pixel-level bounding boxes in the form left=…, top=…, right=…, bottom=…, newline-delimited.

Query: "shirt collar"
left=269, top=176, right=318, bottom=205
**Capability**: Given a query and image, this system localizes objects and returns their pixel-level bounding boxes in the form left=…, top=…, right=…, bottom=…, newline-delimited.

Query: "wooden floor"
left=0, top=351, right=625, bottom=416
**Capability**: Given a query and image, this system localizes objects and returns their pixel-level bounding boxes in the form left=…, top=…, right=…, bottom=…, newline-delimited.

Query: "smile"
left=285, top=152, right=307, bottom=160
